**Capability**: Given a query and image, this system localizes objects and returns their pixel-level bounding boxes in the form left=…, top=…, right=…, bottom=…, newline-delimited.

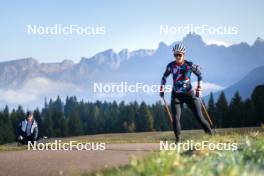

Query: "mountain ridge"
left=0, top=34, right=264, bottom=107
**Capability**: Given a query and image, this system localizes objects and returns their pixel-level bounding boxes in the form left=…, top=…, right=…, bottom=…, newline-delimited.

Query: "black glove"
left=159, top=85, right=164, bottom=97
left=160, top=91, right=164, bottom=98
left=195, top=86, right=202, bottom=97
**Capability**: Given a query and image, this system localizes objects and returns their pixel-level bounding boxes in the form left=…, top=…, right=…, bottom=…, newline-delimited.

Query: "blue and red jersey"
left=161, top=60, right=202, bottom=94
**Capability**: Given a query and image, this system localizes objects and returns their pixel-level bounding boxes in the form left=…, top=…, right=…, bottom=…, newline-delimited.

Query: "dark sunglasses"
left=174, top=53, right=183, bottom=57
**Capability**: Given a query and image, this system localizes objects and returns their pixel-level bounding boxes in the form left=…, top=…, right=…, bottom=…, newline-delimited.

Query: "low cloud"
left=0, top=78, right=224, bottom=109
left=0, top=77, right=84, bottom=105
left=192, top=81, right=224, bottom=96
left=204, top=39, right=231, bottom=47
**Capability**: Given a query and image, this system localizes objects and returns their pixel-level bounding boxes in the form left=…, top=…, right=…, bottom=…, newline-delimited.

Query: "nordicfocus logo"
left=160, top=24, right=239, bottom=35
left=27, top=24, right=106, bottom=35
left=93, top=82, right=172, bottom=94
left=160, top=140, right=238, bottom=152
left=28, top=140, right=106, bottom=151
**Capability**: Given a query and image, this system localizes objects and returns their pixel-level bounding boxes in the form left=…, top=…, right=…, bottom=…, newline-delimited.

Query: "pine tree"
left=64, top=96, right=78, bottom=118
left=106, top=101, right=120, bottom=133
left=3, top=106, right=15, bottom=138
left=229, top=91, right=244, bottom=127
left=242, top=99, right=257, bottom=127
left=152, top=101, right=170, bottom=131
left=215, top=92, right=229, bottom=128
left=51, top=96, right=65, bottom=137
left=10, top=106, right=25, bottom=133
left=207, top=92, right=216, bottom=126
left=136, top=102, right=154, bottom=132
left=251, top=85, right=264, bottom=124
left=120, top=105, right=136, bottom=132
left=0, top=112, right=5, bottom=144
left=68, top=111, right=82, bottom=136
left=0, top=107, right=15, bottom=144
left=87, top=105, right=100, bottom=134
left=33, top=108, right=42, bottom=138
left=60, top=117, right=68, bottom=137
left=43, top=114, right=53, bottom=137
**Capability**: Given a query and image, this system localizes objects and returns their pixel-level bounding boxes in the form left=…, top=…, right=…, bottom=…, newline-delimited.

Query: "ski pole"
left=162, top=97, right=173, bottom=124
left=199, top=97, right=216, bottom=133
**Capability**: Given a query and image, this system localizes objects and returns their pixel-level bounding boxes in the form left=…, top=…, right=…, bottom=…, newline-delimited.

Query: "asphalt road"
left=0, top=143, right=160, bottom=176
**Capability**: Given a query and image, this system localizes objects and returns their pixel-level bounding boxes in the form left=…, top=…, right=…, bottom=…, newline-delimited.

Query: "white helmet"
left=172, top=43, right=186, bottom=54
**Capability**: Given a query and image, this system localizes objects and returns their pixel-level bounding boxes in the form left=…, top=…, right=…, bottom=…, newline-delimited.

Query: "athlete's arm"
left=160, top=63, right=172, bottom=97
left=191, top=63, right=202, bottom=88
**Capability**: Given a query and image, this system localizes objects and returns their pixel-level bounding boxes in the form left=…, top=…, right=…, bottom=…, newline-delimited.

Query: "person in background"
left=16, top=111, right=38, bottom=144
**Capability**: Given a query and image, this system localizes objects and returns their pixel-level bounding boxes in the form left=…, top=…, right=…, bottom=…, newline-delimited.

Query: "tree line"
left=0, top=85, right=264, bottom=144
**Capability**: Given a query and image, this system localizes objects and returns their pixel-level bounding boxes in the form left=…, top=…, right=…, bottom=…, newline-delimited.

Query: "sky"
left=1, top=0, right=264, bottom=63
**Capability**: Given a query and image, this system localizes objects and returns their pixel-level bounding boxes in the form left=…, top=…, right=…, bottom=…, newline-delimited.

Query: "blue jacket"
left=161, top=60, right=202, bottom=94
left=17, top=119, right=38, bottom=140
